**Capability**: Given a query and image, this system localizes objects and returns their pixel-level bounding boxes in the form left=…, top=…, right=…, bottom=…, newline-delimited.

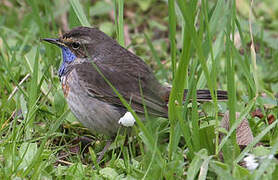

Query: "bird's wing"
left=66, top=61, right=168, bottom=117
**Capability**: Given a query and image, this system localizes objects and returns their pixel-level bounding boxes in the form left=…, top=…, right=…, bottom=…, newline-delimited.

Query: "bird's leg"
left=78, top=136, right=94, bottom=147
left=96, top=140, right=112, bottom=163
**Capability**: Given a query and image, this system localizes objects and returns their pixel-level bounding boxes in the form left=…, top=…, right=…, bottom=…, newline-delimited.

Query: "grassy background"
left=1, top=0, right=278, bottom=179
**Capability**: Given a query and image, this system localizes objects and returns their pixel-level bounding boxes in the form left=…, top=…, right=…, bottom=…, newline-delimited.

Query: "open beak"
left=42, top=38, right=64, bottom=47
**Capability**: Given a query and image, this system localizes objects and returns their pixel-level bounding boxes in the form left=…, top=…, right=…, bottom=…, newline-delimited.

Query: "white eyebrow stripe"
left=62, top=36, right=91, bottom=45
left=78, top=39, right=91, bottom=44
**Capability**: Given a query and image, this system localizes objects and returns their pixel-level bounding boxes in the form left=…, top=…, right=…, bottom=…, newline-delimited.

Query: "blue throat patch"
left=58, top=46, right=77, bottom=77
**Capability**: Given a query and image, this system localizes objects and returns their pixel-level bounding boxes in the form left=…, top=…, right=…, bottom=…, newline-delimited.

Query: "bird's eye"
left=72, top=42, right=80, bottom=49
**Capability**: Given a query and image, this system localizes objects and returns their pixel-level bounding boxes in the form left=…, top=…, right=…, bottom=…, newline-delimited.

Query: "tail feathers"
left=184, top=89, right=228, bottom=101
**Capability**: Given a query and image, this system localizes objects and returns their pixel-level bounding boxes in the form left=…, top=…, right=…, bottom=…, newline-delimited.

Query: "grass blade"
left=69, top=0, right=91, bottom=26
left=235, top=120, right=278, bottom=163
left=168, top=0, right=177, bottom=78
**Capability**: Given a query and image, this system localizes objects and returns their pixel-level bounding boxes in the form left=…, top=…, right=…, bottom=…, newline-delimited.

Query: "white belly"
left=61, top=70, right=123, bottom=136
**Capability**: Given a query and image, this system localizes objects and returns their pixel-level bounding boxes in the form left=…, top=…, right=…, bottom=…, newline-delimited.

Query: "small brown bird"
left=43, top=26, right=227, bottom=136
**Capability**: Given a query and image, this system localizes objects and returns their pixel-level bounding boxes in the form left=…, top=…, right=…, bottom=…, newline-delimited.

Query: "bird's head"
left=43, top=26, right=108, bottom=76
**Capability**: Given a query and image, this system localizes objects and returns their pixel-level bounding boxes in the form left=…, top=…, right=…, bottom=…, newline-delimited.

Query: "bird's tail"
left=184, top=89, right=228, bottom=101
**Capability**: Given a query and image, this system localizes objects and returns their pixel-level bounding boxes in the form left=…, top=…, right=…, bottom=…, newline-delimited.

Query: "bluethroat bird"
left=43, top=26, right=228, bottom=136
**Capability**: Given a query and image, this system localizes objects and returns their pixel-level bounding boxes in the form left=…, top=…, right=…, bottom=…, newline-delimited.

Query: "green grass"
left=1, top=0, right=278, bottom=179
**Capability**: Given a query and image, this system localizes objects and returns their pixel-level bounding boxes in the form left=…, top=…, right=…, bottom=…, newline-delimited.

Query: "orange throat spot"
left=61, top=76, right=70, bottom=97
